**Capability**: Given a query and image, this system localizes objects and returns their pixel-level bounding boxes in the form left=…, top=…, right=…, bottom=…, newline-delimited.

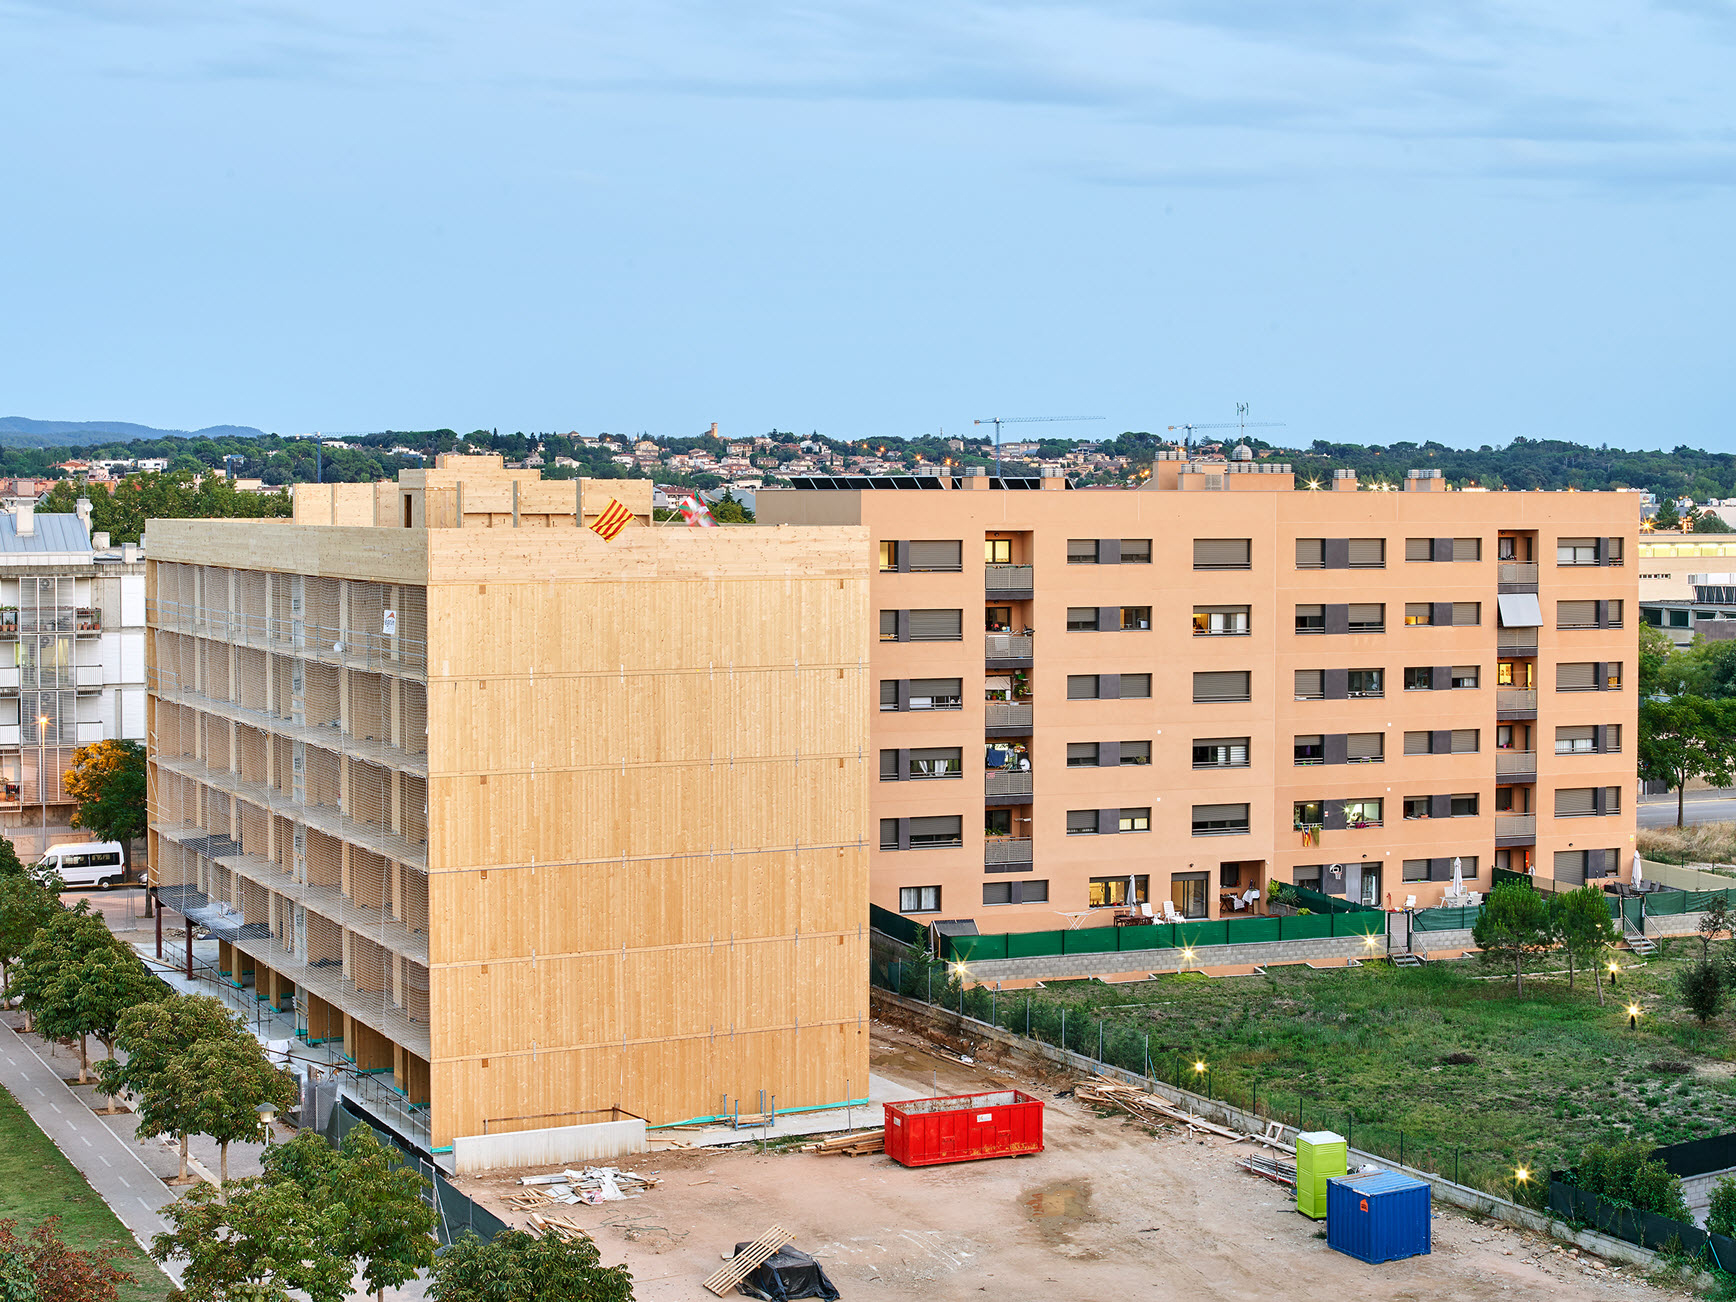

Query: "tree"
left=0, top=871, right=59, bottom=999
left=1638, top=696, right=1736, bottom=826
left=0, top=1216, right=135, bottom=1302
left=710, top=489, right=755, bottom=524
left=152, top=1173, right=350, bottom=1302
left=160, top=1033, right=300, bottom=1185
left=1694, top=511, right=1735, bottom=534
left=1678, top=960, right=1724, bottom=1025
left=1638, top=622, right=1678, bottom=700
left=0, top=833, right=26, bottom=879
left=1652, top=500, right=1681, bottom=531
left=1699, top=896, right=1731, bottom=961
left=1550, top=886, right=1620, bottom=1003
left=430, top=1227, right=635, bottom=1302
left=1709, top=1176, right=1736, bottom=1237
left=62, top=741, right=146, bottom=847
left=97, top=993, right=243, bottom=1182
left=12, top=905, right=143, bottom=1081
left=1472, top=880, right=1554, bottom=994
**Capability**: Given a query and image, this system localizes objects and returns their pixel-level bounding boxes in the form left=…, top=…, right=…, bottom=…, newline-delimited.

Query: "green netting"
left=1007, top=928, right=1068, bottom=958
left=1280, top=913, right=1334, bottom=940
left=1291, top=885, right=1381, bottom=915
left=1174, top=920, right=1230, bottom=948
left=951, top=933, right=1007, bottom=962
left=1413, top=906, right=1480, bottom=932
left=869, top=902, right=927, bottom=947
left=1231, top=916, right=1282, bottom=944
left=1648, top=891, right=1688, bottom=916
left=1063, top=927, right=1121, bottom=955
left=1685, top=888, right=1736, bottom=913
left=1117, top=924, right=1176, bottom=952
left=1333, top=912, right=1385, bottom=937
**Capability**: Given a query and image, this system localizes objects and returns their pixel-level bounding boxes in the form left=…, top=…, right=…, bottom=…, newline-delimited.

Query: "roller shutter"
left=1347, top=538, right=1385, bottom=568
left=1557, top=663, right=1596, bottom=691
left=908, top=815, right=963, bottom=844
left=1554, top=850, right=1587, bottom=885
left=1557, top=724, right=1595, bottom=746
left=1451, top=729, right=1479, bottom=753
left=907, top=609, right=962, bottom=641
left=1346, top=732, right=1383, bottom=761
left=1067, top=675, right=1100, bottom=700
left=1347, top=603, right=1384, bottom=629
left=1193, top=803, right=1249, bottom=824
left=1452, top=602, right=1480, bottom=626
left=1554, top=788, right=1596, bottom=816
left=1452, top=537, right=1481, bottom=561
left=1558, top=600, right=1597, bottom=629
left=1295, top=538, right=1325, bottom=568
left=1404, top=538, right=1432, bottom=562
left=1194, top=671, right=1250, bottom=702
left=1294, top=669, right=1324, bottom=699
left=907, top=540, right=962, bottom=571
left=1403, top=731, right=1432, bottom=755
left=1197, top=538, right=1252, bottom=569
left=879, top=680, right=898, bottom=709
left=1067, top=539, right=1099, bottom=563
left=907, top=678, right=961, bottom=707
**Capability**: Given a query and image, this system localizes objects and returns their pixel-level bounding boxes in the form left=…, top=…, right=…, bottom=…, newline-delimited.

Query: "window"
left=1404, top=538, right=1433, bottom=562
left=984, top=605, right=1012, bottom=630
left=1192, top=802, right=1250, bottom=835
left=1670, top=609, right=1691, bottom=628
left=908, top=609, right=963, bottom=641
left=1067, top=539, right=1100, bottom=564
left=1194, top=737, right=1248, bottom=768
left=1295, top=604, right=1325, bottom=633
left=878, top=541, right=897, bottom=571
left=1403, top=730, right=1433, bottom=755
left=1555, top=788, right=1597, bottom=817
left=1452, top=602, right=1480, bottom=626
left=1344, top=799, right=1382, bottom=827
left=1402, top=858, right=1430, bottom=881
left=1294, top=669, right=1324, bottom=700
left=1089, top=876, right=1149, bottom=907
left=1451, top=794, right=1479, bottom=817
left=1067, top=742, right=1100, bottom=767
left=1293, top=800, right=1324, bottom=829
left=1121, top=740, right=1153, bottom=765
left=906, top=678, right=963, bottom=710
left=985, top=538, right=1012, bottom=564
left=1453, top=537, right=1481, bottom=561
left=1193, top=671, right=1250, bottom=702
left=1295, top=538, right=1325, bottom=569
left=1121, top=606, right=1152, bottom=630
left=1066, top=809, right=1100, bottom=835
left=908, top=747, right=962, bottom=779
left=1348, top=538, right=1385, bottom=568
left=1172, top=873, right=1209, bottom=918
left=1023, top=879, right=1049, bottom=903
left=1557, top=662, right=1597, bottom=691
left=1193, top=605, right=1250, bottom=636
left=1121, top=539, right=1152, bottom=564
left=1120, top=674, right=1151, bottom=699
left=1294, top=734, right=1324, bottom=765
left=1118, top=808, right=1151, bottom=832
left=1452, top=728, right=1480, bottom=753
left=880, top=819, right=900, bottom=850
left=880, top=680, right=898, bottom=711
left=1067, top=675, right=1099, bottom=699
left=1346, top=732, right=1383, bottom=762
left=1347, top=668, right=1383, bottom=698
left=908, top=816, right=963, bottom=847
left=1606, top=724, right=1622, bottom=751
left=984, top=879, right=1050, bottom=906
left=879, top=750, right=899, bottom=780
left=1452, top=665, right=1479, bottom=689
left=1606, top=538, right=1624, bottom=565
left=1558, top=600, right=1597, bottom=630
left=1555, top=725, right=1595, bottom=755
left=1605, top=786, right=1621, bottom=813
left=1067, top=607, right=1100, bottom=632
left=1404, top=666, right=1433, bottom=690
left=985, top=809, right=1012, bottom=837
left=1194, top=538, right=1251, bottom=570
left=899, top=885, right=941, bottom=913
left=908, top=540, right=963, bottom=572
left=983, top=881, right=1014, bottom=906
left=1557, top=537, right=1598, bottom=565
left=1607, top=600, right=1624, bottom=627
left=879, top=610, right=899, bottom=641
left=1403, top=797, right=1429, bottom=820
left=1404, top=603, right=1433, bottom=626
left=1348, top=603, right=1384, bottom=632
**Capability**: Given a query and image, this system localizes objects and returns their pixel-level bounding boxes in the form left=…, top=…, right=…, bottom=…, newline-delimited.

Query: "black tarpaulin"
left=732, top=1243, right=841, bottom=1300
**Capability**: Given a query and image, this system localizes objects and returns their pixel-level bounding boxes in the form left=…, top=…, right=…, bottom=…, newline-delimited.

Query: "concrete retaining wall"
left=451, top=1117, right=647, bottom=1174
left=871, top=988, right=1663, bottom=1270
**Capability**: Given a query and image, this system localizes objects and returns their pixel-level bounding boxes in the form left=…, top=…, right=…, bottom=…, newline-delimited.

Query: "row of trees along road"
left=1637, top=623, right=1736, bottom=825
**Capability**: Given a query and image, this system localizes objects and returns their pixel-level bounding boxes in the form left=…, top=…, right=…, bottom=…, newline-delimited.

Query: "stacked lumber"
left=703, top=1225, right=791, bottom=1297
left=1074, top=1076, right=1262, bottom=1144
left=1237, top=1153, right=1297, bottom=1188
left=529, top=1213, right=594, bottom=1243
left=797, top=1129, right=884, bottom=1156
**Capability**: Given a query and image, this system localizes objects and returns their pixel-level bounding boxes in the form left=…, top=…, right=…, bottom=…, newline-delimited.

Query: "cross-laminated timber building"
left=145, top=458, right=870, bottom=1154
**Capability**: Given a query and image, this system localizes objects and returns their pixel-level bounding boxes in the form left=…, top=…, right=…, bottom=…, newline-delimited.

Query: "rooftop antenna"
left=972, top=415, right=1106, bottom=479
left=1166, top=406, right=1285, bottom=455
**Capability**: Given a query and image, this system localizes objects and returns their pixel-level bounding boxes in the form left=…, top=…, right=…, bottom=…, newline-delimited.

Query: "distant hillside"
left=0, top=417, right=267, bottom=448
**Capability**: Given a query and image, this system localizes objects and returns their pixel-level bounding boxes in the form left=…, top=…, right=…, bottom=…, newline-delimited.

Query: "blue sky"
left=1, top=1, right=1731, bottom=448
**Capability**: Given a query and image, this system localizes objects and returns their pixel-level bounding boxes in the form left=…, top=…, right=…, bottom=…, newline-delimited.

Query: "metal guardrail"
left=1495, top=814, right=1536, bottom=841
left=985, top=565, right=1033, bottom=592
left=1497, top=629, right=1538, bottom=653
left=985, top=838, right=1033, bottom=865
left=1495, top=751, right=1538, bottom=778
left=148, top=600, right=428, bottom=678
left=1497, top=689, right=1538, bottom=715
left=985, top=771, right=1033, bottom=798
left=986, top=702, right=1033, bottom=730
left=985, top=633, right=1033, bottom=659
left=1497, top=562, right=1538, bottom=589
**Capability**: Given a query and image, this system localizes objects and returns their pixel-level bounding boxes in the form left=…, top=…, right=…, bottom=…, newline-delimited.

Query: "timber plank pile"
left=797, top=1129, right=885, bottom=1156
left=1074, top=1076, right=1293, bottom=1151
left=703, top=1225, right=792, bottom=1297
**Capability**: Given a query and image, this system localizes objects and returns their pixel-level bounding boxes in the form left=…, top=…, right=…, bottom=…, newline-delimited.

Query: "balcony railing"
left=986, top=701, right=1033, bottom=731
left=0, top=607, right=103, bottom=635
left=147, top=600, right=428, bottom=679
left=1497, top=628, right=1538, bottom=654
left=985, top=770, right=1033, bottom=799
left=985, top=564, right=1033, bottom=593
left=1495, top=813, right=1536, bottom=843
left=1497, top=562, right=1539, bottom=591
left=985, top=633, right=1033, bottom=661
left=1495, top=750, right=1538, bottom=780
left=1497, top=688, right=1538, bottom=717
left=984, top=837, right=1033, bottom=866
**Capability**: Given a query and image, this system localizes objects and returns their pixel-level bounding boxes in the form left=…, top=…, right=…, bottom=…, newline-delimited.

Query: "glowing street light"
left=1627, top=1003, right=1641, bottom=1030
left=1515, top=1166, right=1530, bottom=1185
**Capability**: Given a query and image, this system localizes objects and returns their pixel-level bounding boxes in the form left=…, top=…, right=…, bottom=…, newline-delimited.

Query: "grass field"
left=0, top=1083, right=172, bottom=1302
left=951, top=939, right=1736, bottom=1199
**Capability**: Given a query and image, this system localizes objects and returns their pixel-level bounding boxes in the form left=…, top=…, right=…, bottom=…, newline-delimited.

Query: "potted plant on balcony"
left=1011, top=670, right=1031, bottom=699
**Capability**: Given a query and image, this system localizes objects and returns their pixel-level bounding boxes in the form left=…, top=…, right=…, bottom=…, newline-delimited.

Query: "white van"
left=34, top=841, right=128, bottom=890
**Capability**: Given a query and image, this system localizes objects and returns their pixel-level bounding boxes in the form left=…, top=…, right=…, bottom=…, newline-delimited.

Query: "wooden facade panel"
left=148, top=521, right=428, bottom=585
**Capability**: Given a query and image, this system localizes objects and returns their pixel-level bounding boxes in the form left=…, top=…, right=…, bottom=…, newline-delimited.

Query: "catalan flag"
left=589, top=498, right=634, bottom=541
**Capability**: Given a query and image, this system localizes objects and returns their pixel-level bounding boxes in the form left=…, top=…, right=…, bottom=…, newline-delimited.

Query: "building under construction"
left=145, top=457, right=870, bottom=1155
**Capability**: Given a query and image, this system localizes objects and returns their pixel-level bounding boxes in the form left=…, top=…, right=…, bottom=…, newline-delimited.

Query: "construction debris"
left=1238, top=1153, right=1298, bottom=1187
left=1074, top=1076, right=1294, bottom=1151
left=528, top=1213, right=594, bottom=1243
left=506, top=1166, right=660, bottom=1211
left=797, top=1129, right=885, bottom=1156
left=703, top=1224, right=792, bottom=1297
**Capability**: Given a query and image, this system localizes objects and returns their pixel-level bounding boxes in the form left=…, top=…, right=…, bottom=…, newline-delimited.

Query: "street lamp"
left=255, top=1100, right=278, bottom=1143
left=1627, top=1003, right=1641, bottom=1030
left=1608, top=961, right=1620, bottom=987
left=1515, top=1166, right=1530, bottom=1185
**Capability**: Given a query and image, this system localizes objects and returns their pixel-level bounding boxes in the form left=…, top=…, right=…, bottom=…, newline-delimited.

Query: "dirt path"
left=455, top=1025, right=1675, bottom=1302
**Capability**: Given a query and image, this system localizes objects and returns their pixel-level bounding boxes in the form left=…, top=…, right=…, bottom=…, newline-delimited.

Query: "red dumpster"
left=882, top=1090, right=1045, bottom=1168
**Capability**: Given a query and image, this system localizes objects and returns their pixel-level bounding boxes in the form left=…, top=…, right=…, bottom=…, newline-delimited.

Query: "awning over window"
left=1497, top=593, right=1543, bottom=628
left=985, top=675, right=1012, bottom=691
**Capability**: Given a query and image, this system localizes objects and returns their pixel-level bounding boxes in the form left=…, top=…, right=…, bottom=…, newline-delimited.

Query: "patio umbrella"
left=1631, top=851, right=1643, bottom=890
left=1128, top=872, right=1138, bottom=909
left=1451, top=857, right=1464, bottom=896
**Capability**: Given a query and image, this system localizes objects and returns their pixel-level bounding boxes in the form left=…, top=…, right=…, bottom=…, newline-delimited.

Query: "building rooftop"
left=0, top=512, right=91, bottom=555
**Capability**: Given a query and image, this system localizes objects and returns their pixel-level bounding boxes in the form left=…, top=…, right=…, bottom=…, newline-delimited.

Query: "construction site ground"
left=454, top=1020, right=1681, bottom=1302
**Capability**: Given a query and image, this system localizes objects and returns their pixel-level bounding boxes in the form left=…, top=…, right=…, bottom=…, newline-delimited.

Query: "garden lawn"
left=0, top=1082, right=172, bottom=1302
left=965, top=941, right=1736, bottom=1198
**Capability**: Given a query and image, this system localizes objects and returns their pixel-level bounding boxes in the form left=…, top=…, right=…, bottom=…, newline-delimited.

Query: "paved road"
left=0, top=1020, right=183, bottom=1287
left=1639, top=796, right=1736, bottom=828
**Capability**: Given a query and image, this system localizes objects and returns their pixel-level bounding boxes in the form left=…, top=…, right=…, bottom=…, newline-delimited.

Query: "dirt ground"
left=456, top=1023, right=1685, bottom=1302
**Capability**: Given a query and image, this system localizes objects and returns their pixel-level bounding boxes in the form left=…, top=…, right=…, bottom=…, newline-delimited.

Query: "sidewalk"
left=0, top=1019, right=185, bottom=1289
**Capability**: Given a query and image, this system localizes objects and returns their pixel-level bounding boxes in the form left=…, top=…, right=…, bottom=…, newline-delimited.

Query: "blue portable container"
left=1326, top=1171, right=1432, bottom=1264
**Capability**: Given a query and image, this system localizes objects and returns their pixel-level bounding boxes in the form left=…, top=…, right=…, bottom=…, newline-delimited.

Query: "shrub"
left=1676, top=960, right=1725, bottom=1025
left=1708, top=1176, right=1736, bottom=1238
left=1572, top=1140, right=1692, bottom=1221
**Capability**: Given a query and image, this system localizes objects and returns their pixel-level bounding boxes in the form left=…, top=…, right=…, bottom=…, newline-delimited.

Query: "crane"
left=972, top=415, right=1105, bottom=479
left=1167, top=403, right=1285, bottom=454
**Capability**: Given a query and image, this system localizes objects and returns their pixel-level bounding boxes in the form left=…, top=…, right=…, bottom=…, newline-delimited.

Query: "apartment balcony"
left=985, top=633, right=1033, bottom=668
left=0, top=608, right=103, bottom=636
left=1497, top=562, right=1539, bottom=593
left=1497, top=688, right=1538, bottom=719
left=1495, top=813, right=1537, bottom=846
left=1497, top=628, right=1538, bottom=656
left=986, top=700, right=1033, bottom=737
left=148, top=601, right=428, bottom=682
left=1495, top=750, right=1538, bottom=783
left=985, top=770, right=1034, bottom=806
left=985, top=565, right=1034, bottom=599
left=984, top=837, right=1034, bottom=868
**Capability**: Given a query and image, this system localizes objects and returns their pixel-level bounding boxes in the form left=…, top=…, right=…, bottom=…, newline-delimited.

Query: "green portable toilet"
left=1295, top=1130, right=1348, bottom=1219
